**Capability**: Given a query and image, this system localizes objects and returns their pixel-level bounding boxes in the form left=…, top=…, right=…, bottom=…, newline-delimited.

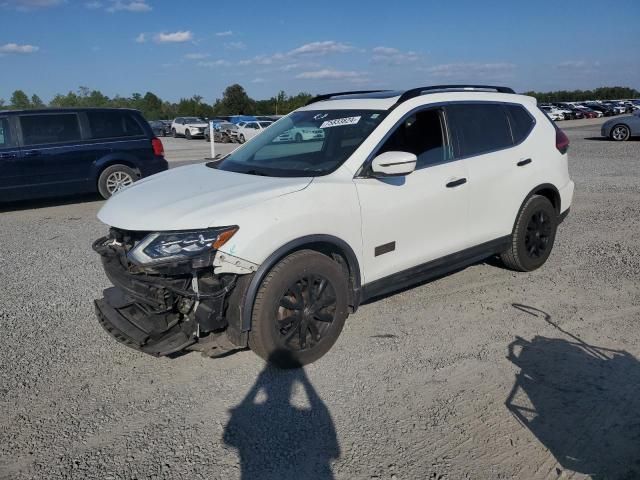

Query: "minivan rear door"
left=16, top=112, right=93, bottom=196
left=0, top=115, right=23, bottom=201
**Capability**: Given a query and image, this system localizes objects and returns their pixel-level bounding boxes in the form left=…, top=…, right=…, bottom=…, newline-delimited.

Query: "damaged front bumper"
left=92, top=230, right=252, bottom=357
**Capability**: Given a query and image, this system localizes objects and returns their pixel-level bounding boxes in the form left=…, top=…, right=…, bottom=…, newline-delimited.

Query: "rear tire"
left=500, top=195, right=558, bottom=272
left=249, top=250, right=349, bottom=368
left=97, top=164, right=137, bottom=199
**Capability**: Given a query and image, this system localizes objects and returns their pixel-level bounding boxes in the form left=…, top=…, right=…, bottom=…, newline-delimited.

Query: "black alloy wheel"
left=524, top=210, right=552, bottom=259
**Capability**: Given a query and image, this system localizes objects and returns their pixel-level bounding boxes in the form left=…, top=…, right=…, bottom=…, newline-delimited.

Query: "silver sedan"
left=601, top=111, right=640, bottom=141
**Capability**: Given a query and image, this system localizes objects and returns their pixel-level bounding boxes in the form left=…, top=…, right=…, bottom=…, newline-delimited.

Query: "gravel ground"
left=1, top=118, right=639, bottom=480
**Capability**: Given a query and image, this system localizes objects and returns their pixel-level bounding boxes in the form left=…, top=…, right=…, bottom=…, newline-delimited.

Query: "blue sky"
left=1, top=0, right=639, bottom=103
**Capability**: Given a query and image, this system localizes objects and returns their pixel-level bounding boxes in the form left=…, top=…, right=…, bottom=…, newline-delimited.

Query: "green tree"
left=30, top=94, right=45, bottom=108
left=10, top=90, right=31, bottom=109
left=213, top=84, right=255, bottom=115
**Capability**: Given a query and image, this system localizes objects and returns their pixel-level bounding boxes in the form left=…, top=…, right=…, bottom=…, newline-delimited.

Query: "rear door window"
left=20, top=114, right=82, bottom=146
left=506, top=105, right=535, bottom=144
left=446, top=103, right=513, bottom=158
left=0, top=118, right=14, bottom=147
left=87, top=111, right=144, bottom=139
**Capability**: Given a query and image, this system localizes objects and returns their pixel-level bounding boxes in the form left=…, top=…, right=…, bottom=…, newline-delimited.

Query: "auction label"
left=320, top=116, right=361, bottom=129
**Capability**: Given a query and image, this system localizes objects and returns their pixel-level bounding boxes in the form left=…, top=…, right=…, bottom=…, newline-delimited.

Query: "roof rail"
left=305, top=90, right=391, bottom=106
left=394, top=85, right=515, bottom=106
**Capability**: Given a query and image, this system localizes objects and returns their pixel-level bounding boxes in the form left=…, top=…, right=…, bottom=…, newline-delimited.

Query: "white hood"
left=186, top=122, right=208, bottom=128
left=97, top=163, right=312, bottom=231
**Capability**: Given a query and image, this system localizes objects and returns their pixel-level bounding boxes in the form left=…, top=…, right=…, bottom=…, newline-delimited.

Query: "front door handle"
left=446, top=178, right=467, bottom=188
left=517, top=158, right=532, bottom=167
left=24, top=150, right=40, bottom=157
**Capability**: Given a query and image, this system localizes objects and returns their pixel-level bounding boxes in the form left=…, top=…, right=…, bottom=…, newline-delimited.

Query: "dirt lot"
left=1, top=118, right=639, bottom=480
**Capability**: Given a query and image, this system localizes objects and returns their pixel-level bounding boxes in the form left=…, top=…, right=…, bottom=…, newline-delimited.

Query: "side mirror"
left=370, top=151, right=417, bottom=177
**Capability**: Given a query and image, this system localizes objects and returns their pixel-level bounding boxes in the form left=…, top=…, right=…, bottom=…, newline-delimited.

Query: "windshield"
left=183, top=117, right=204, bottom=123
left=216, top=109, right=388, bottom=177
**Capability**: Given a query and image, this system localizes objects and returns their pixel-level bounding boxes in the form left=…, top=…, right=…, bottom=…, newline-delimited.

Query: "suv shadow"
left=506, top=304, right=640, bottom=478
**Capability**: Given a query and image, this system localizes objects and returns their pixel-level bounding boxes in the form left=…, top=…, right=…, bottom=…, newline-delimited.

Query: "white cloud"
left=84, top=1, right=102, bottom=8
left=296, top=69, right=367, bottom=81
left=185, top=52, right=209, bottom=59
left=107, top=0, right=151, bottom=12
left=427, top=62, right=516, bottom=79
left=2, top=0, right=63, bottom=10
left=372, top=46, right=420, bottom=65
left=215, top=31, right=233, bottom=37
left=289, top=41, right=353, bottom=56
left=556, top=60, right=600, bottom=70
left=251, top=78, right=266, bottom=83
left=0, top=43, right=39, bottom=54
left=197, top=59, right=230, bottom=67
left=154, top=31, right=193, bottom=43
left=134, top=33, right=146, bottom=43
left=225, top=41, right=246, bottom=50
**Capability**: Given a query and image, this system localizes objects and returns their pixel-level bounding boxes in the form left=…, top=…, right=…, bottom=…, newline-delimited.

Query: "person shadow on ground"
left=506, top=304, right=640, bottom=479
left=223, top=351, right=340, bottom=480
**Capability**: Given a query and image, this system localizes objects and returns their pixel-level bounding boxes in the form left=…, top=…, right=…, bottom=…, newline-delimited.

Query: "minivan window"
left=378, top=108, right=449, bottom=169
left=87, top=111, right=144, bottom=139
left=20, top=113, right=82, bottom=145
left=0, top=118, right=13, bottom=147
left=506, top=105, right=535, bottom=144
left=446, top=103, right=513, bottom=158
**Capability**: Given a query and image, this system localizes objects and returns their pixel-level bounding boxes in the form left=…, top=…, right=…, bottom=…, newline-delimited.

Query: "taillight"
left=556, top=128, right=569, bottom=154
left=151, top=137, right=164, bottom=156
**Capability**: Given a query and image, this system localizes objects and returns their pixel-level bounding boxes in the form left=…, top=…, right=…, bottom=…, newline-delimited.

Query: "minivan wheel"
left=610, top=124, right=630, bottom=141
left=249, top=250, right=349, bottom=368
left=500, top=195, right=558, bottom=272
left=98, top=164, right=137, bottom=199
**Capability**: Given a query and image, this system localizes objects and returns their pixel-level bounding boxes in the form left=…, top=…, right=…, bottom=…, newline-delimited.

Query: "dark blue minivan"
left=0, top=108, right=168, bottom=201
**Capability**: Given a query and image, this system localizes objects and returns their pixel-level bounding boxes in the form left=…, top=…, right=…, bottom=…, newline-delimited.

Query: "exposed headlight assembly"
left=128, top=226, right=238, bottom=265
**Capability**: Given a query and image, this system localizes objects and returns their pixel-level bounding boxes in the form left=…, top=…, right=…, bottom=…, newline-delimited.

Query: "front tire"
left=185, top=129, right=192, bottom=140
left=97, top=164, right=136, bottom=199
left=249, top=250, right=349, bottom=368
left=295, top=132, right=303, bottom=142
left=610, top=124, right=630, bottom=141
left=239, top=134, right=245, bottom=143
left=500, top=195, right=558, bottom=272
left=172, top=128, right=177, bottom=138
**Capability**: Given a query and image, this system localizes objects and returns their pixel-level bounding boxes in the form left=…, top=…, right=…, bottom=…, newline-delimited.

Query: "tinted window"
left=507, top=105, right=534, bottom=144
left=447, top=103, right=513, bottom=157
left=87, top=111, right=144, bottom=139
left=378, top=108, right=449, bottom=169
left=20, top=114, right=81, bottom=145
left=0, top=118, right=13, bottom=147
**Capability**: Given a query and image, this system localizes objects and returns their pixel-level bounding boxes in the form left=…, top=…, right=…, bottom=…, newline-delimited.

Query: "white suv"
left=171, top=117, right=208, bottom=139
left=93, top=85, right=574, bottom=368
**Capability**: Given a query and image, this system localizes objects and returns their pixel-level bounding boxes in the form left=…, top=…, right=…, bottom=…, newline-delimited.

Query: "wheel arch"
left=239, top=235, right=362, bottom=333
left=93, top=157, right=140, bottom=187
left=512, top=184, right=561, bottom=232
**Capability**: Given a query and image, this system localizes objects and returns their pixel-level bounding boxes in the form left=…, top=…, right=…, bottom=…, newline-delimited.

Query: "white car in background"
left=540, top=105, right=564, bottom=121
left=275, top=125, right=326, bottom=143
left=237, top=121, right=273, bottom=143
left=171, top=117, right=208, bottom=139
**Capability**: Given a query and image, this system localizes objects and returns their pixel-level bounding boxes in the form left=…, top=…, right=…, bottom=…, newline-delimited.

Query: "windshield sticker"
left=313, top=113, right=329, bottom=120
left=320, top=116, right=361, bottom=129
left=370, top=113, right=380, bottom=119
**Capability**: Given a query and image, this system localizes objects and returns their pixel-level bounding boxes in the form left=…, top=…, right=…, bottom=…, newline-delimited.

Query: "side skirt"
left=361, top=236, right=511, bottom=302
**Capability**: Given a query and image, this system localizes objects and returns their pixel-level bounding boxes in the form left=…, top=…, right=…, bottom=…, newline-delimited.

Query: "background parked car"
left=148, top=120, right=171, bottom=137
left=275, top=125, right=326, bottom=142
left=0, top=107, right=167, bottom=201
left=586, top=103, right=615, bottom=116
left=205, top=121, right=239, bottom=143
left=236, top=120, right=273, bottom=143
left=540, top=105, right=564, bottom=121
left=601, top=111, right=640, bottom=141
left=171, top=117, right=208, bottom=139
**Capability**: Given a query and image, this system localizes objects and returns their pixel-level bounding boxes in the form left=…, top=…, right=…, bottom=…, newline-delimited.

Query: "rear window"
left=0, top=118, right=13, bottom=147
left=446, top=103, right=513, bottom=158
left=87, top=111, right=144, bottom=139
left=20, top=114, right=82, bottom=145
left=506, top=105, right=535, bottom=144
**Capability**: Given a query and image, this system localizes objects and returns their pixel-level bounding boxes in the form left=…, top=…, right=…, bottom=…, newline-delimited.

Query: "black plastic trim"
left=240, top=235, right=362, bottom=332
left=361, top=236, right=511, bottom=301
left=305, top=90, right=391, bottom=106
left=393, top=85, right=515, bottom=107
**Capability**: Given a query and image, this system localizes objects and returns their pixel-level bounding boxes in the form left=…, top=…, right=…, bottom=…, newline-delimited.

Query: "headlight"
left=128, top=226, right=238, bottom=264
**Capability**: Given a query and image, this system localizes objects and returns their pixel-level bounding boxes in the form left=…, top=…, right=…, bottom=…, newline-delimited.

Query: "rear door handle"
left=446, top=178, right=467, bottom=188
left=517, top=158, right=532, bottom=167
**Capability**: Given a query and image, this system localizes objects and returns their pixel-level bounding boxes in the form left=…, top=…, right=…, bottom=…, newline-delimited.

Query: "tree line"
left=0, top=84, right=313, bottom=120
left=523, top=86, right=639, bottom=103
left=2, top=85, right=638, bottom=119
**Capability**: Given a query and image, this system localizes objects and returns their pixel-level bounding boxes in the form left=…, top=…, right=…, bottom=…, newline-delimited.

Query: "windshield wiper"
left=244, top=169, right=270, bottom=176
